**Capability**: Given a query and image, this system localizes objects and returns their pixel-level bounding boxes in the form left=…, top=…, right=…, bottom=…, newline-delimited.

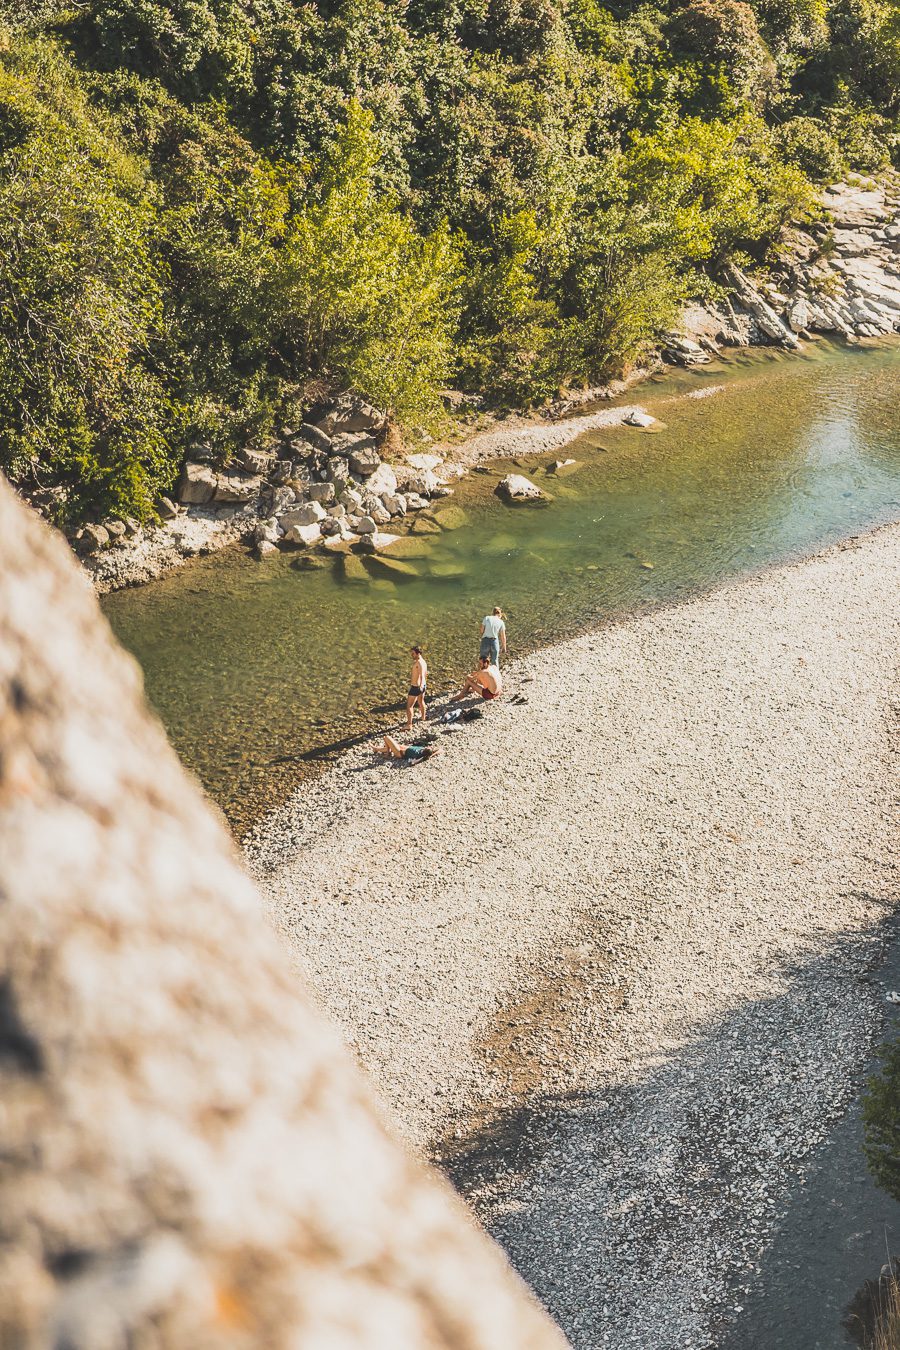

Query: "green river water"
left=104, top=341, right=900, bottom=836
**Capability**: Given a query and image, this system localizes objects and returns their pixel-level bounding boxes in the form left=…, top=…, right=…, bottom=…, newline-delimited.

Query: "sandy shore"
left=248, top=524, right=899, bottom=1349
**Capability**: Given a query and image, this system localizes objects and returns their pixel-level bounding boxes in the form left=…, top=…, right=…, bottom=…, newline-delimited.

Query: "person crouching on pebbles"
left=406, top=645, right=427, bottom=729
left=452, top=656, right=503, bottom=702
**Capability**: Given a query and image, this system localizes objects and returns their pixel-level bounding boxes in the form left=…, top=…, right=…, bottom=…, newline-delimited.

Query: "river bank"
left=74, top=173, right=900, bottom=595
left=248, top=522, right=900, bottom=1349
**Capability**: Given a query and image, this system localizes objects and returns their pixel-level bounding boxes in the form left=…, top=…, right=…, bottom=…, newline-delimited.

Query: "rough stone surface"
left=178, top=463, right=218, bottom=505
left=365, top=463, right=399, bottom=497
left=281, top=501, right=327, bottom=527
left=283, top=522, right=323, bottom=547
left=313, top=396, right=385, bottom=437
left=0, top=476, right=563, bottom=1350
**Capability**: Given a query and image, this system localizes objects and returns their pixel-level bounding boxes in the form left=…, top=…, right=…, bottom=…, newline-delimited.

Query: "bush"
left=775, top=115, right=845, bottom=179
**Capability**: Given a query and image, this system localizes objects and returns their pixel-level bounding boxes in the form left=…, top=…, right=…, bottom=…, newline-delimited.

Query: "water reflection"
left=103, top=342, right=900, bottom=835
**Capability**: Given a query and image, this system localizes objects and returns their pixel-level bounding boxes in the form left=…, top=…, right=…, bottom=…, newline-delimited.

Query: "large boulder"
left=365, top=462, right=398, bottom=497
left=177, top=462, right=217, bottom=505
left=496, top=474, right=545, bottom=503
left=281, top=501, right=327, bottom=527
left=313, top=395, right=385, bottom=437
left=405, top=452, right=444, bottom=473
left=356, top=515, right=377, bottom=534
left=623, top=410, right=655, bottom=428
left=340, top=487, right=364, bottom=512
left=381, top=493, right=407, bottom=517
left=326, top=456, right=352, bottom=488
left=308, top=481, right=336, bottom=505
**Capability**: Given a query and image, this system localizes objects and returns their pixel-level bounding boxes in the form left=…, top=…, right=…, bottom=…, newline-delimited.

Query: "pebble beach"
left=247, top=523, right=900, bottom=1348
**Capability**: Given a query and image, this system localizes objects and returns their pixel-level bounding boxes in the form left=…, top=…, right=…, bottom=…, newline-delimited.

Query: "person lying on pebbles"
left=451, top=656, right=503, bottom=702
left=372, top=734, right=440, bottom=763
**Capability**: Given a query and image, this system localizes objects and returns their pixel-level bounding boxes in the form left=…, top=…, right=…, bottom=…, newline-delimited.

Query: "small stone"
left=74, top=523, right=110, bottom=555
left=101, top=518, right=128, bottom=541
left=238, top=446, right=275, bottom=475
left=156, top=496, right=178, bottom=520
left=281, top=501, right=327, bottom=527
left=294, top=423, right=333, bottom=453
left=381, top=494, right=407, bottom=517
left=496, top=474, right=545, bottom=502
left=256, top=540, right=279, bottom=559
left=356, top=515, right=377, bottom=534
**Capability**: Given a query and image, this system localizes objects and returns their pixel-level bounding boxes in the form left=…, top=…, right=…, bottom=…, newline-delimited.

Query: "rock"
left=365, top=462, right=398, bottom=497
left=496, top=474, right=545, bottom=503
left=256, top=539, right=280, bottom=559
left=238, top=447, right=275, bottom=475
left=187, top=440, right=216, bottom=463
left=294, top=423, right=333, bottom=453
left=122, top=517, right=142, bottom=538
left=288, top=465, right=312, bottom=490
left=348, top=445, right=381, bottom=478
left=339, top=488, right=363, bottom=512
left=213, top=473, right=262, bottom=504
left=283, top=522, right=323, bottom=547
left=723, top=263, right=801, bottom=349
left=370, top=503, right=391, bottom=526
left=431, top=506, right=467, bottom=530
left=405, top=453, right=444, bottom=472
left=271, top=460, right=293, bottom=485
left=407, top=497, right=434, bottom=517
left=281, top=501, right=327, bottom=527
left=327, top=503, right=346, bottom=519
left=74, top=523, right=110, bottom=555
left=178, top=463, right=218, bottom=505
left=381, top=493, right=407, bottom=517
left=331, top=431, right=377, bottom=458
left=102, top=518, right=128, bottom=542
left=787, top=298, right=810, bottom=332
left=623, top=411, right=655, bottom=428
left=326, top=457, right=352, bottom=488
left=266, top=485, right=297, bottom=515
left=356, top=515, right=377, bottom=534
left=546, top=459, right=578, bottom=475
left=312, top=395, right=386, bottom=437
left=405, top=470, right=442, bottom=496
left=307, top=481, right=336, bottom=505
left=320, top=517, right=343, bottom=537
left=366, top=555, right=419, bottom=580
left=156, top=496, right=178, bottom=520
left=254, top=518, right=284, bottom=546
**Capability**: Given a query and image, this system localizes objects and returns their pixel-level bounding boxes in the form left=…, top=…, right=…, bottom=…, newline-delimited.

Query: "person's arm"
left=480, top=622, right=485, bottom=637
left=500, top=623, right=507, bottom=653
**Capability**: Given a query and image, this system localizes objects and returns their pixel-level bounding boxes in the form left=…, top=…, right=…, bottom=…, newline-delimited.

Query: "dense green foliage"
left=864, top=1035, right=900, bottom=1204
left=1, top=0, right=898, bottom=520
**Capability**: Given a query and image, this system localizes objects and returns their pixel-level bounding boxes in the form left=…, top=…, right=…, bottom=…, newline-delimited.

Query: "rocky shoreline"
left=248, top=521, right=900, bottom=1350
left=72, top=174, right=900, bottom=595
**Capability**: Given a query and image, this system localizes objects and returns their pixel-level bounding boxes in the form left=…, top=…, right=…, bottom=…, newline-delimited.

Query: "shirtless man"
left=451, top=656, right=503, bottom=702
left=406, top=646, right=427, bottom=729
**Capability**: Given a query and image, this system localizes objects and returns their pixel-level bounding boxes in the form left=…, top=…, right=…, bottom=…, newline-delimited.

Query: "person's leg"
left=479, top=636, right=492, bottom=662
left=406, top=694, right=415, bottom=729
left=383, top=735, right=404, bottom=757
left=417, top=692, right=426, bottom=722
left=489, top=637, right=500, bottom=665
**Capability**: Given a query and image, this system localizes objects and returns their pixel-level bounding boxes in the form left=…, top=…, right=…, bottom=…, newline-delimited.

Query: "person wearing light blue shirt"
left=479, top=608, right=507, bottom=665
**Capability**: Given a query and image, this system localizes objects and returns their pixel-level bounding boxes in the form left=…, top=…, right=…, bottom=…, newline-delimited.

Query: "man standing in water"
left=480, top=607, right=507, bottom=665
left=406, top=645, right=427, bottom=729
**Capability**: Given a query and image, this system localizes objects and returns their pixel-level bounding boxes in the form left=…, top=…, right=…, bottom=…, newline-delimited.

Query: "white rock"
left=496, top=474, right=545, bottom=502
left=283, top=522, right=322, bottom=547
left=405, top=453, right=444, bottom=472
left=356, top=516, right=377, bottom=534
left=256, top=540, right=280, bottom=559
left=365, top=463, right=398, bottom=497
left=381, top=494, right=407, bottom=517
left=623, top=410, right=655, bottom=428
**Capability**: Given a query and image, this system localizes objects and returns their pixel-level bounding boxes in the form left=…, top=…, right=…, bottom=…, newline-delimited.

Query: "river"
left=103, top=341, right=900, bottom=836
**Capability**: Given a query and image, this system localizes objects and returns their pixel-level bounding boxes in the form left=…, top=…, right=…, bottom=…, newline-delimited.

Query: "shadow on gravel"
left=435, top=913, right=900, bottom=1350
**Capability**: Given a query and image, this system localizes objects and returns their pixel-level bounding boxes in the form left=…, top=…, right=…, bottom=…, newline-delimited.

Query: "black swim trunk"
left=408, top=684, right=425, bottom=697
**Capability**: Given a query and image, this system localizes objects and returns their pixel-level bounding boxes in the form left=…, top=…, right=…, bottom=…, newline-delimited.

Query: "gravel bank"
left=248, top=524, right=900, bottom=1349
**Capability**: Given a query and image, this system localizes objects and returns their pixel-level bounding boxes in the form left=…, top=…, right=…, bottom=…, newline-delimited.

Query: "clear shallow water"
left=104, top=342, right=900, bottom=835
